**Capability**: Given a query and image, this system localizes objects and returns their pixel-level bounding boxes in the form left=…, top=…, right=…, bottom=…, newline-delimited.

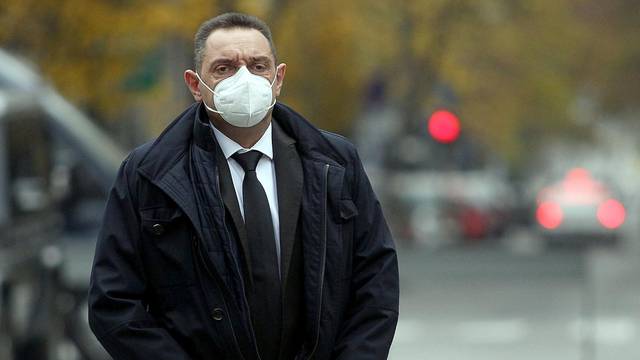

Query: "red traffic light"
left=428, top=110, right=460, bottom=144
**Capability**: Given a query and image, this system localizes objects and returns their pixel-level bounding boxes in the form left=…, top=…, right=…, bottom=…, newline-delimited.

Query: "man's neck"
left=210, top=115, right=272, bottom=149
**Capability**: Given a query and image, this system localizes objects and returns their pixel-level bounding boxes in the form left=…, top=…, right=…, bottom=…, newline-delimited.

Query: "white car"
left=535, top=168, right=625, bottom=244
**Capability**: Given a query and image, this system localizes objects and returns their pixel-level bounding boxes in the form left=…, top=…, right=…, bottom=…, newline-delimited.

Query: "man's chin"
left=210, top=114, right=272, bottom=131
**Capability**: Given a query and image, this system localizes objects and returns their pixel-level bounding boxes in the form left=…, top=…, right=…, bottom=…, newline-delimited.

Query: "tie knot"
left=232, top=150, right=263, bottom=172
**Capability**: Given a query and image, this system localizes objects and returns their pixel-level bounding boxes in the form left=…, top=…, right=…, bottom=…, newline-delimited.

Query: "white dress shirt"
left=211, top=123, right=281, bottom=266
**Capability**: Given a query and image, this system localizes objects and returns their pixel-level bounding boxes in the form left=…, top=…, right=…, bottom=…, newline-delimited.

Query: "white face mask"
left=196, top=66, right=277, bottom=128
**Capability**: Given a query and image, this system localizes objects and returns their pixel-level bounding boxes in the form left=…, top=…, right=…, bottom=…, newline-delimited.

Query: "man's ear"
left=184, top=70, right=202, bottom=101
left=274, top=63, right=286, bottom=97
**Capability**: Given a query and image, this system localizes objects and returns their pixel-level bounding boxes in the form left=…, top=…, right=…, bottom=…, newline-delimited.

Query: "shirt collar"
left=210, top=122, right=273, bottom=160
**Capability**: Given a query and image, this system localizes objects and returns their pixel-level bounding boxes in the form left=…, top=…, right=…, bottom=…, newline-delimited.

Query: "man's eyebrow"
left=249, top=56, right=273, bottom=63
left=207, top=58, right=235, bottom=70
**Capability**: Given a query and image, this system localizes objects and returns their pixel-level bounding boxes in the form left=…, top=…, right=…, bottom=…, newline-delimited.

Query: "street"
left=389, top=235, right=640, bottom=360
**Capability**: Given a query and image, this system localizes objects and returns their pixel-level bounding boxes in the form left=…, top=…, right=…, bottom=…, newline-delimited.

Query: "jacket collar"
left=136, top=103, right=216, bottom=180
left=272, top=103, right=346, bottom=167
left=138, top=101, right=345, bottom=182
left=193, top=102, right=218, bottom=152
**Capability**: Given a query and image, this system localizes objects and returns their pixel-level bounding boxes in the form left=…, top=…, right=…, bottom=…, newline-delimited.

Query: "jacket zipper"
left=306, top=163, right=330, bottom=360
left=213, top=170, right=264, bottom=360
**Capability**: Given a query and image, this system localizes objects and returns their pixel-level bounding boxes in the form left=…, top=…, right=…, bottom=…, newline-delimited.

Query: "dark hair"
left=194, top=12, right=276, bottom=73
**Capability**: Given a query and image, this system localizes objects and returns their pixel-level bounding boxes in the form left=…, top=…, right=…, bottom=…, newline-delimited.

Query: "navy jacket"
left=88, top=102, right=399, bottom=359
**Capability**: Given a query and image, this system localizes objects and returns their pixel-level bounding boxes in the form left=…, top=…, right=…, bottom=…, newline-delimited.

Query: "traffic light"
left=428, top=109, right=460, bottom=144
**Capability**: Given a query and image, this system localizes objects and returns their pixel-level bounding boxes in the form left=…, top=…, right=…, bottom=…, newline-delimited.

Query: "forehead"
left=203, top=27, right=273, bottom=63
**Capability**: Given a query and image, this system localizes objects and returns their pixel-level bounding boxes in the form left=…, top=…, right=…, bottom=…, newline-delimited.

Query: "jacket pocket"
left=324, top=199, right=356, bottom=285
left=140, top=207, right=195, bottom=288
left=338, top=199, right=358, bottom=222
left=329, top=198, right=358, bottom=225
left=153, top=284, right=229, bottom=358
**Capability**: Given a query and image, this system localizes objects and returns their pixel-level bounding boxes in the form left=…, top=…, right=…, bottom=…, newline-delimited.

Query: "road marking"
left=394, top=319, right=428, bottom=343
left=456, top=319, right=529, bottom=344
left=569, top=317, right=637, bottom=345
left=395, top=317, right=637, bottom=348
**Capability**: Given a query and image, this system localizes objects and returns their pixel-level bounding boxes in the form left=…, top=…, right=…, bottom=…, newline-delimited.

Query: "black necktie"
left=232, top=150, right=281, bottom=360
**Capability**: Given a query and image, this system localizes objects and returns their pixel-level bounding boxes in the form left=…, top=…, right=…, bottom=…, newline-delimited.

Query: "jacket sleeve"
left=332, top=151, right=399, bottom=359
left=88, top=157, right=192, bottom=360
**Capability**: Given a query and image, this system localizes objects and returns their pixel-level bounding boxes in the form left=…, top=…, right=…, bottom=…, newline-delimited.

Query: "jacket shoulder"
left=319, top=130, right=359, bottom=164
left=115, top=140, right=154, bottom=177
left=114, top=140, right=155, bottom=191
left=125, top=141, right=155, bottom=169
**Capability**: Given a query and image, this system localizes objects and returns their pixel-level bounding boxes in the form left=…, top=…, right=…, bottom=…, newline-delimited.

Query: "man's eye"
left=253, top=64, right=267, bottom=72
left=215, top=65, right=232, bottom=74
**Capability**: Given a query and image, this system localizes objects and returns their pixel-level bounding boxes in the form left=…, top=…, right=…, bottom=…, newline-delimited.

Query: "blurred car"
left=387, top=169, right=516, bottom=247
left=534, top=168, right=625, bottom=245
left=0, top=48, right=123, bottom=360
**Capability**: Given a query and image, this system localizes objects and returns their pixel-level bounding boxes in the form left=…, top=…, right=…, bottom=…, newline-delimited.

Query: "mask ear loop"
left=195, top=72, right=223, bottom=114
left=266, top=67, right=280, bottom=109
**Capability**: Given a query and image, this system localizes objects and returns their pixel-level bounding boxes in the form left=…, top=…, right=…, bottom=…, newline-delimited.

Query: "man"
left=88, top=12, right=398, bottom=360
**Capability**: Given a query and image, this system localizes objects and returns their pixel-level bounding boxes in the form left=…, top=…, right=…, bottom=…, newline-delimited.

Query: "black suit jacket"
left=214, top=120, right=305, bottom=360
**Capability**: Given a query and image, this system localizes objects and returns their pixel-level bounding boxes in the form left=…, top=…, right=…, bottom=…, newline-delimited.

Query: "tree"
left=1, top=0, right=638, bottom=167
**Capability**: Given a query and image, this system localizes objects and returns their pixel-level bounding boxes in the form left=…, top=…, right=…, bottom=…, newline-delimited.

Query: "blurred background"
left=0, top=0, right=639, bottom=359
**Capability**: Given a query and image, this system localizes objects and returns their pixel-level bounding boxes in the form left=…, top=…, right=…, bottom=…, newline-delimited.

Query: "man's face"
left=196, top=27, right=285, bottom=99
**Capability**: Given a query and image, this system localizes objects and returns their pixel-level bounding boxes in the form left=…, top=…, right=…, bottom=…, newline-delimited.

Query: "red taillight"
left=597, top=199, right=626, bottom=229
left=537, top=201, right=563, bottom=229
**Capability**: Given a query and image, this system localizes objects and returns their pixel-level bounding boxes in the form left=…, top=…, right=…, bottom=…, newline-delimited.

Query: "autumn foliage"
left=0, top=0, right=637, bottom=165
